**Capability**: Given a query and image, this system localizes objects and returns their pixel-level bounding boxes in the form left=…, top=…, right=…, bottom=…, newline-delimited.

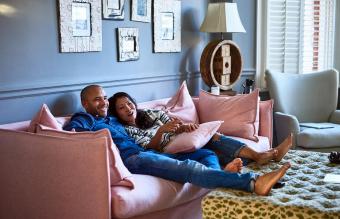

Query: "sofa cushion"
left=259, top=99, right=274, bottom=146
left=0, top=116, right=71, bottom=132
left=163, top=121, right=223, bottom=154
left=164, top=81, right=199, bottom=123
left=198, top=90, right=260, bottom=142
left=194, top=98, right=273, bottom=141
left=28, top=104, right=62, bottom=132
left=137, top=98, right=170, bottom=109
left=139, top=82, right=199, bottom=124
left=36, top=125, right=134, bottom=188
left=297, top=122, right=340, bottom=148
left=111, top=174, right=209, bottom=218
left=0, top=120, right=31, bottom=131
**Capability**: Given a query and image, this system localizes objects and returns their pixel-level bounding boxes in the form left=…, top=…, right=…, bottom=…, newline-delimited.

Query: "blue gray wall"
left=0, top=0, right=257, bottom=124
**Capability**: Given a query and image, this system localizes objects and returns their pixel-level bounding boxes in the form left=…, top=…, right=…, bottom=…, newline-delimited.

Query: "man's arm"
left=63, top=112, right=94, bottom=132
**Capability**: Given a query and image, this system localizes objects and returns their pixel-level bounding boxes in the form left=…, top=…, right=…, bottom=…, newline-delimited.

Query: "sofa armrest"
left=0, top=129, right=111, bottom=219
left=274, top=112, right=300, bottom=147
left=329, top=110, right=340, bottom=124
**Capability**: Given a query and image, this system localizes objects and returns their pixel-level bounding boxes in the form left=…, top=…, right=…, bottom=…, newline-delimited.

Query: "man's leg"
left=174, top=149, right=242, bottom=173
left=124, top=151, right=256, bottom=192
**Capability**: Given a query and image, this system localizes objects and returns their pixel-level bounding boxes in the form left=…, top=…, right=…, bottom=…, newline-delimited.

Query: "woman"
left=108, top=92, right=292, bottom=172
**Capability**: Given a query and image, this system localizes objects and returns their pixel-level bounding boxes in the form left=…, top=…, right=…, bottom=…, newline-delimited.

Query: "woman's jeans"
left=124, top=148, right=256, bottom=192
left=205, top=135, right=251, bottom=166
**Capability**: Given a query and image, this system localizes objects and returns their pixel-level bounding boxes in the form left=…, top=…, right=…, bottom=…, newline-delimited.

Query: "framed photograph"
left=58, top=0, right=102, bottom=52
left=103, top=0, right=125, bottom=20
left=131, top=0, right=151, bottom=23
left=160, top=12, right=174, bottom=40
left=153, top=0, right=181, bottom=53
left=117, top=28, right=139, bottom=62
left=71, top=2, right=91, bottom=37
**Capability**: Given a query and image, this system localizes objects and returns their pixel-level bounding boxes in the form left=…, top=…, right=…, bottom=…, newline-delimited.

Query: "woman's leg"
left=207, top=134, right=292, bottom=165
left=205, top=134, right=250, bottom=166
left=239, top=133, right=293, bottom=164
left=238, top=146, right=277, bottom=165
left=273, top=133, right=293, bottom=162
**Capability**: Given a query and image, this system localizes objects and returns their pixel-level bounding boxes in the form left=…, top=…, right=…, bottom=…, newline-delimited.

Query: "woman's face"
left=115, top=96, right=137, bottom=126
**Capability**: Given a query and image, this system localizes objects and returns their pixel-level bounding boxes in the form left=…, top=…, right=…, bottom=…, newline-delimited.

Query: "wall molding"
left=0, top=69, right=255, bottom=100
left=0, top=72, right=201, bottom=100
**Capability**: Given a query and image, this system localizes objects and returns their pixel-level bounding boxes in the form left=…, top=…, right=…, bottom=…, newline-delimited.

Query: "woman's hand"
left=176, top=123, right=199, bottom=134
left=146, top=119, right=182, bottom=151
left=158, top=120, right=182, bottom=133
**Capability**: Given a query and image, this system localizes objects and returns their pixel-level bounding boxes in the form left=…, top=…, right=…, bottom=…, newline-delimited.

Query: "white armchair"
left=266, top=69, right=340, bottom=152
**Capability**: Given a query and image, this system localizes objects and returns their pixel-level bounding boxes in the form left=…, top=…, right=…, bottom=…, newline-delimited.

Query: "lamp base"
left=200, top=40, right=243, bottom=91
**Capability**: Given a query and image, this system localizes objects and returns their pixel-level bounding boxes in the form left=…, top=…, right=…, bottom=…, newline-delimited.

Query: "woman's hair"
left=108, top=92, right=139, bottom=124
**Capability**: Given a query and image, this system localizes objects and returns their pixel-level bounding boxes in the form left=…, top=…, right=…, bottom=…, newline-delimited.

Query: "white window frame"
left=336, top=1, right=340, bottom=73
left=256, top=0, right=338, bottom=89
left=256, top=0, right=268, bottom=88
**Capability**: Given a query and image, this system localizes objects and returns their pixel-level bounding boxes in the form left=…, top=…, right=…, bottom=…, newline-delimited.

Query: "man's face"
left=82, top=86, right=109, bottom=117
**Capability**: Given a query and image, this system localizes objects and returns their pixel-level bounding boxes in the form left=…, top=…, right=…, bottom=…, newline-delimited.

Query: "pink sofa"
left=0, top=97, right=273, bottom=219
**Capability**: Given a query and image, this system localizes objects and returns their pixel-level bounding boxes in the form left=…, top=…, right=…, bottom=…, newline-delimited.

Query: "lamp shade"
left=200, top=2, right=246, bottom=33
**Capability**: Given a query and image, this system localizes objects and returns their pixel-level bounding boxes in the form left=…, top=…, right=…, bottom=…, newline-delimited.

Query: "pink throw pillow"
left=259, top=100, right=274, bottom=146
left=28, top=104, right=62, bottom=133
left=163, top=121, right=223, bottom=154
left=36, top=125, right=134, bottom=189
left=198, top=90, right=260, bottom=142
left=159, top=81, right=199, bottom=124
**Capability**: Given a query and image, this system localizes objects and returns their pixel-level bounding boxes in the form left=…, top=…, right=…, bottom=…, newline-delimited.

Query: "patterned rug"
left=202, top=150, right=340, bottom=219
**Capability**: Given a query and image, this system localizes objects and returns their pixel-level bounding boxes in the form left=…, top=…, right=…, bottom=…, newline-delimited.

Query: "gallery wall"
left=0, top=0, right=257, bottom=124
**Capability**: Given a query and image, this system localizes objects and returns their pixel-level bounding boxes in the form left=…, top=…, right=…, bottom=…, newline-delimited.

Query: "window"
left=257, top=0, right=336, bottom=82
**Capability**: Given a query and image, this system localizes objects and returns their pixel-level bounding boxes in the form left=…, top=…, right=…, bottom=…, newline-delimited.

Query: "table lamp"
left=200, top=2, right=246, bottom=91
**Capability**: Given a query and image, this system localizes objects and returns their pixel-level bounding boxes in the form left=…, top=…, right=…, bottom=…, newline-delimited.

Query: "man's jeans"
left=124, top=148, right=256, bottom=192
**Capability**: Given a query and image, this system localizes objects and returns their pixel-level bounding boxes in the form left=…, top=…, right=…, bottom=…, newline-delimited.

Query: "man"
left=64, top=84, right=290, bottom=195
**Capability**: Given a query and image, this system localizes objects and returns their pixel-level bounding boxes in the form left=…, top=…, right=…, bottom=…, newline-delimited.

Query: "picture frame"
left=117, top=28, right=139, bottom=62
left=103, top=0, right=125, bottom=20
left=153, top=0, right=181, bottom=53
left=71, top=2, right=91, bottom=37
left=58, top=0, right=102, bottom=52
left=131, top=0, right=151, bottom=23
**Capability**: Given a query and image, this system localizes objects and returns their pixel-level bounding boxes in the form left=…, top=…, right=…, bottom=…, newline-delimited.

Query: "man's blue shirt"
left=63, top=112, right=145, bottom=160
